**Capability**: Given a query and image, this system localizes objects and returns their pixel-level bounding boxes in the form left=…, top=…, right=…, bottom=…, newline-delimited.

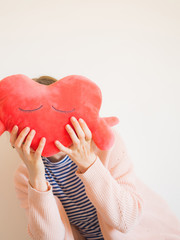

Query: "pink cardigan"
left=13, top=127, right=180, bottom=240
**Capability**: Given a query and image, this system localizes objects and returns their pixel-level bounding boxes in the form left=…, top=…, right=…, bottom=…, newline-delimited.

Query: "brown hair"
left=32, top=75, right=57, bottom=85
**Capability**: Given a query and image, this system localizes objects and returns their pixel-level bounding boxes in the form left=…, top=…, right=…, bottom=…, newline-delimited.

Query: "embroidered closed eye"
left=19, top=105, right=75, bottom=113
left=51, top=106, right=75, bottom=113
left=18, top=105, right=43, bottom=112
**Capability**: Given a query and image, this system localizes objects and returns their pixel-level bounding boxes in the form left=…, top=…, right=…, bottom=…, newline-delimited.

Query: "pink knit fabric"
left=13, top=127, right=180, bottom=240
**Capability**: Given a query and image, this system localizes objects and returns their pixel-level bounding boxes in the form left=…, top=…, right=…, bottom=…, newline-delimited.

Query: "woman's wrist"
left=29, top=175, right=48, bottom=192
left=77, top=154, right=97, bottom=173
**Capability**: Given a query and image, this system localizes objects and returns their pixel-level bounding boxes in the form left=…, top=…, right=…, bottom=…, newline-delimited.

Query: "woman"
left=12, top=76, right=180, bottom=240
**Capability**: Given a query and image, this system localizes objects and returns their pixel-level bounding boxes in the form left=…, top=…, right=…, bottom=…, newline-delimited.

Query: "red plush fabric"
left=0, top=74, right=119, bottom=157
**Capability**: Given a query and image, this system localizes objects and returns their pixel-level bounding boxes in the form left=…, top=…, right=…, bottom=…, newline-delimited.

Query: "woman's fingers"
left=10, top=125, right=19, bottom=147
left=78, top=118, right=92, bottom=141
left=34, top=137, right=46, bottom=158
left=55, top=140, right=72, bottom=155
left=10, top=125, right=46, bottom=157
left=65, top=124, right=80, bottom=145
left=70, top=117, right=85, bottom=140
left=14, top=127, right=31, bottom=149
left=22, top=129, right=36, bottom=155
left=30, top=147, right=35, bottom=153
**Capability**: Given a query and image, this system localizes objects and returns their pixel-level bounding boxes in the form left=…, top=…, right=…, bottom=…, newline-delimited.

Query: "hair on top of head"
left=32, top=76, right=58, bottom=85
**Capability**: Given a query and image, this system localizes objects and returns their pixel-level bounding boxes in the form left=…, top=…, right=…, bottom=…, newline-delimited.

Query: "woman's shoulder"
left=107, top=126, right=134, bottom=172
left=111, top=126, right=128, bottom=149
left=109, top=126, right=131, bottom=157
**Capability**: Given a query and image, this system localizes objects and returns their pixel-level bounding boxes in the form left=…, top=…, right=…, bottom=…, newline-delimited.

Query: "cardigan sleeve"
left=13, top=163, right=66, bottom=240
left=75, top=127, right=144, bottom=233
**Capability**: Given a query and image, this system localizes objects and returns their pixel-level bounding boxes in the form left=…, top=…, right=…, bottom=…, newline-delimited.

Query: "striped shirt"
left=42, top=155, right=104, bottom=240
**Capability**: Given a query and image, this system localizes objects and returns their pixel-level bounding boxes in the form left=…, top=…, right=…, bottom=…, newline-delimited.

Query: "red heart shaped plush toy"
left=0, top=74, right=119, bottom=157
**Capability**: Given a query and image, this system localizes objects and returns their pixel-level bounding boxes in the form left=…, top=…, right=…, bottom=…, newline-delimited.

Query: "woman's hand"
left=10, top=125, right=48, bottom=191
left=54, top=116, right=97, bottom=173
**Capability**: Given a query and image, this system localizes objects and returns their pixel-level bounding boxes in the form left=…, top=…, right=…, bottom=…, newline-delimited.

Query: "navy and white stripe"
left=42, top=155, right=104, bottom=240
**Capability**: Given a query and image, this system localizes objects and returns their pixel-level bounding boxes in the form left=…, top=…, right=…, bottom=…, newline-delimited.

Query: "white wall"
left=0, top=0, right=179, bottom=239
